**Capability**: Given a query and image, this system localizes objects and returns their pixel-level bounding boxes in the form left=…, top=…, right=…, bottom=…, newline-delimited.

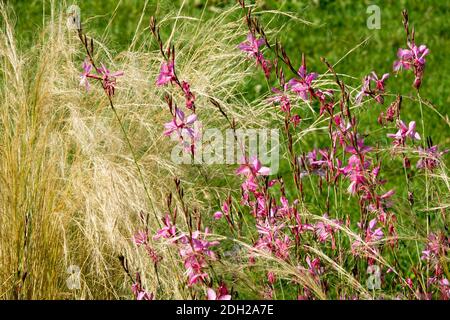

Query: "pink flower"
left=332, top=115, right=352, bottom=146
left=213, top=200, right=230, bottom=220
left=355, top=75, right=370, bottom=105
left=236, top=156, right=270, bottom=177
left=267, top=271, right=276, bottom=285
left=365, top=218, right=384, bottom=242
left=238, top=33, right=265, bottom=57
left=406, top=278, right=414, bottom=289
left=164, top=108, right=198, bottom=139
left=290, top=114, right=301, bottom=127
left=340, top=155, right=369, bottom=195
left=421, top=233, right=448, bottom=262
left=153, top=214, right=176, bottom=240
left=183, top=256, right=209, bottom=286
left=131, top=273, right=154, bottom=300
left=345, top=138, right=372, bottom=155
left=79, top=60, right=123, bottom=97
left=267, top=85, right=291, bottom=113
left=179, top=228, right=219, bottom=286
left=96, top=63, right=124, bottom=97
left=257, top=55, right=272, bottom=78
left=370, top=72, right=390, bottom=91
left=351, top=219, right=384, bottom=260
left=273, top=235, right=291, bottom=260
left=355, top=72, right=389, bottom=105
left=438, top=278, right=450, bottom=299
left=238, top=33, right=271, bottom=78
left=156, top=61, right=176, bottom=86
left=307, top=149, right=325, bottom=169
left=306, top=256, right=324, bottom=276
left=183, top=229, right=219, bottom=259
left=241, top=174, right=259, bottom=195
left=315, top=89, right=334, bottom=106
left=133, top=231, right=148, bottom=246
left=207, top=283, right=232, bottom=300
left=380, top=189, right=396, bottom=200
left=134, top=288, right=154, bottom=300
left=387, top=120, right=421, bottom=145
left=254, top=221, right=291, bottom=260
left=312, top=215, right=340, bottom=249
left=288, top=64, right=318, bottom=101
left=277, top=196, right=298, bottom=218
left=80, top=59, right=93, bottom=90
left=394, top=44, right=429, bottom=72
left=416, top=144, right=448, bottom=171
left=394, top=42, right=429, bottom=89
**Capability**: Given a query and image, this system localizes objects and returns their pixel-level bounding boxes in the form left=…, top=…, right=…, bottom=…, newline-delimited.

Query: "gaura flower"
left=133, top=230, right=148, bottom=246
left=96, top=63, right=124, bottom=97
left=238, top=32, right=265, bottom=57
left=153, top=214, right=176, bottom=240
left=345, top=138, right=373, bottom=155
left=236, top=156, right=270, bottom=177
left=164, top=108, right=198, bottom=139
left=306, top=256, right=324, bottom=276
left=207, top=283, right=232, bottom=300
left=267, top=84, right=291, bottom=113
left=416, top=145, right=449, bottom=171
left=370, top=72, right=390, bottom=91
left=213, top=200, right=230, bottom=220
left=355, top=72, right=389, bottom=105
left=238, top=33, right=271, bottom=78
left=80, top=59, right=93, bottom=90
left=288, top=63, right=318, bottom=101
left=387, top=120, right=420, bottom=146
left=156, top=61, right=176, bottom=86
left=131, top=273, right=154, bottom=301
left=394, top=42, right=429, bottom=89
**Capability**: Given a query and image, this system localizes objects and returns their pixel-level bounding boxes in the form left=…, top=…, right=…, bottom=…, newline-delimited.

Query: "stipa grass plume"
left=0, top=2, right=276, bottom=299
left=0, top=3, right=70, bottom=299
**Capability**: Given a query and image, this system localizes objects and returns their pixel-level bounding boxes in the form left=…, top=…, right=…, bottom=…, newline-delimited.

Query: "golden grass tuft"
left=0, top=1, right=276, bottom=299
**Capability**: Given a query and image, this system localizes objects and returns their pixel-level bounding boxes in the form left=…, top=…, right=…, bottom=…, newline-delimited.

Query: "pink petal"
left=213, top=211, right=223, bottom=220
left=207, top=288, right=217, bottom=300
left=258, top=166, right=270, bottom=176
left=186, top=114, right=197, bottom=125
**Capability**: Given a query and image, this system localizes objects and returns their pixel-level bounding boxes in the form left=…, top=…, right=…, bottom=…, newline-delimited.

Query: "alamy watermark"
left=169, top=123, right=280, bottom=175
left=367, top=5, right=381, bottom=30
left=66, top=5, right=81, bottom=30
left=366, top=265, right=381, bottom=290
left=66, top=265, right=81, bottom=290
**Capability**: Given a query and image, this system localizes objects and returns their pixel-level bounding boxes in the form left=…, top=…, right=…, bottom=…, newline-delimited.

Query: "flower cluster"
left=393, top=10, right=430, bottom=89
left=151, top=19, right=199, bottom=154
left=394, top=43, right=429, bottom=89
left=238, top=33, right=271, bottom=78
left=420, top=233, right=450, bottom=299
left=152, top=214, right=220, bottom=286
left=355, top=72, right=389, bottom=105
